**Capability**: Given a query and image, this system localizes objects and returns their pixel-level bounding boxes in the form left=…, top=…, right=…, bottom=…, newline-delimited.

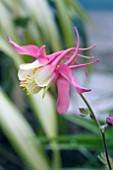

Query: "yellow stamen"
left=32, top=67, right=38, bottom=74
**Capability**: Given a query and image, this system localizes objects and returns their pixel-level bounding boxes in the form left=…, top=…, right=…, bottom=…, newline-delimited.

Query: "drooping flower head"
left=8, top=27, right=99, bottom=114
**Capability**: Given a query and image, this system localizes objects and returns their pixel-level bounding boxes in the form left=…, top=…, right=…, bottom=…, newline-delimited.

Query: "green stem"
left=80, top=94, right=100, bottom=128
left=80, top=94, right=112, bottom=170
left=101, top=129, right=112, bottom=170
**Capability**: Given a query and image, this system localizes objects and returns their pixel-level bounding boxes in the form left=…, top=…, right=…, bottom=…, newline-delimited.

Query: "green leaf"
left=66, top=0, right=94, bottom=27
left=1, top=0, right=26, bottom=16
left=63, top=115, right=99, bottom=134
left=0, top=36, right=22, bottom=67
left=0, top=1, right=17, bottom=40
left=21, top=0, right=62, bottom=51
left=0, top=87, right=50, bottom=170
left=54, top=0, right=74, bottom=48
left=29, top=90, right=58, bottom=137
left=29, top=90, right=61, bottom=168
left=98, top=153, right=113, bottom=170
left=33, top=134, right=104, bottom=151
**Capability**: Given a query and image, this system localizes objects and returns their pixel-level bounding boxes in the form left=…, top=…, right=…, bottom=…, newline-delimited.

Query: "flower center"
left=20, top=76, right=41, bottom=94
left=32, top=67, right=38, bottom=75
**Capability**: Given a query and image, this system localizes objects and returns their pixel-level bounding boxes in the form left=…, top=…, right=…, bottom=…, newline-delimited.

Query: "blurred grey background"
left=69, top=0, right=113, bottom=116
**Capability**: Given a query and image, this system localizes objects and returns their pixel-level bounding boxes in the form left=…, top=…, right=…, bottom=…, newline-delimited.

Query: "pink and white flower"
left=8, top=27, right=99, bottom=114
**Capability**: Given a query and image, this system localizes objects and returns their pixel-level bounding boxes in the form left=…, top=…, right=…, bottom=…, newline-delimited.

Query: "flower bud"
left=106, top=115, right=113, bottom=126
left=79, top=108, right=89, bottom=117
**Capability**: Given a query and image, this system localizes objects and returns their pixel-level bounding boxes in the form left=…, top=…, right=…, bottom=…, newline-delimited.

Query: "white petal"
left=42, top=72, right=57, bottom=98
left=35, top=65, right=55, bottom=87
left=20, top=60, right=44, bottom=70
left=18, top=69, right=33, bottom=80
left=18, top=60, right=46, bottom=80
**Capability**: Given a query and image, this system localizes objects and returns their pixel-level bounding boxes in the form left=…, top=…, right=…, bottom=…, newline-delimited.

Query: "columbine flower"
left=106, top=115, right=113, bottom=126
left=8, top=27, right=99, bottom=114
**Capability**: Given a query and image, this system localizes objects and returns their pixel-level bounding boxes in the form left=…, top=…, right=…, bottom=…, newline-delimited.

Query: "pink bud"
left=106, top=115, right=113, bottom=126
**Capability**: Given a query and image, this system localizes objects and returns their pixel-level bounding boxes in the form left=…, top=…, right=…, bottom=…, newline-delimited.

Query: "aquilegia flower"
left=8, top=27, right=99, bottom=114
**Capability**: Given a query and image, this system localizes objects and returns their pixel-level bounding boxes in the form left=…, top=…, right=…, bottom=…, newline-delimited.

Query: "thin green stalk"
left=80, top=94, right=100, bottom=128
left=101, top=129, right=112, bottom=170
left=80, top=94, right=112, bottom=170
